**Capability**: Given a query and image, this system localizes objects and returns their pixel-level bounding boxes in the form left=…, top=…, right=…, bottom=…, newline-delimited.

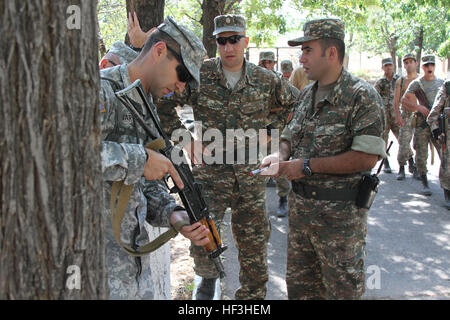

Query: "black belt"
left=292, top=181, right=358, bottom=202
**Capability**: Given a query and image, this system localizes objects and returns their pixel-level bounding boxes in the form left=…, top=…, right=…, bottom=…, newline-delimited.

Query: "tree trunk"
left=416, top=26, right=424, bottom=74
left=125, top=0, right=165, bottom=45
left=201, top=0, right=226, bottom=58
left=0, top=0, right=107, bottom=299
left=397, top=56, right=403, bottom=76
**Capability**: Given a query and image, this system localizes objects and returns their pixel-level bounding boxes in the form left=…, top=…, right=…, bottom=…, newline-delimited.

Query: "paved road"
left=220, top=137, right=450, bottom=300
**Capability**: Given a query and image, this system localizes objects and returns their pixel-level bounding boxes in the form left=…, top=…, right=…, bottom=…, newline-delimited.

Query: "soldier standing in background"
left=375, top=57, right=401, bottom=173
left=402, top=55, right=444, bottom=196
left=261, top=18, right=386, bottom=299
left=427, top=80, right=450, bottom=209
left=158, top=15, right=298, bottom=299
left=394, top=53, right=419, bottom=180
left=281, top=60, right=294, bottom=79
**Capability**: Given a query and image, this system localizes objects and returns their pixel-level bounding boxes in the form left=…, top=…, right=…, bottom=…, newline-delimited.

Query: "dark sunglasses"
left=216, top=35, right=246, bottom=46
left=166, top=45, right=193, bottom=83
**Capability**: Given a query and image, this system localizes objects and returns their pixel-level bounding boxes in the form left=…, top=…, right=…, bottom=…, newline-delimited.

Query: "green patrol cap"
left=280, top=60, right=293, bottom=73
left=402, top=53, right=416, bottom=62
left=259, top=51, right=276, bottom=62
left=213, top=15, right=246, bottom=36
left=158, top=16, right=207, bottom=88
left=422, top=54, right=435, bottom=65
left=382, top=57, right=394, bottom=66
left=288, top=18, right=345, bottom=47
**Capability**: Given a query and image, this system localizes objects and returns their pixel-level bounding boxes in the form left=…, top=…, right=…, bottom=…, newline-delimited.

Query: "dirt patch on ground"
left=170, top=235, right=195, bottom=300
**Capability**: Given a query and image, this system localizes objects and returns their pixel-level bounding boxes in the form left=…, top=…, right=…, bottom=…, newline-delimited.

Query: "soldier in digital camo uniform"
left=427, top=80, right=450, bottom=209
left=402, top=54, right=444, bottom=196
left=99, top=16, right=209, bottom=299
left=158, top=14, right=298, bottom=300
left=261, top=18, right=387, bottom=299
left=374, top=57, right=403, bottom=173
left=393, top=53, right=419, bottom=180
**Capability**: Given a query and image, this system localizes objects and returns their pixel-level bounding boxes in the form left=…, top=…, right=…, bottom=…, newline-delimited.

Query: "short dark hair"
left=140, top=29, right=181, bottom=61
left=318, top=38, right=345, bottom=65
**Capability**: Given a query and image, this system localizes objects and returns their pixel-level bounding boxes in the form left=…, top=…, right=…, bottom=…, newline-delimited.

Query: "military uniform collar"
left=213, top=58, right=256, bottom=88
left=312, top=67, right=348, bottom=107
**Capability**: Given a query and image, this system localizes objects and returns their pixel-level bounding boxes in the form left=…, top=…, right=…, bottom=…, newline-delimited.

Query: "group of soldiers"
left=374, top=54, right=448, bottom=207
left=97, top=11, right=449, bottom=301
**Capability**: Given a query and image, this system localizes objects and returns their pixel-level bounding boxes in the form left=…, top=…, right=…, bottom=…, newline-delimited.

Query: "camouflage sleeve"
left=427, top=83, right=447, bottom=131
left=101, top=141, right=147, bottom=185
left=350, top=86, right=387, bottom=158
left=143, top=179, right=179, bottom=228
left=274, top=76, right=298, bottom=108
left=406, top=79, right=420, bottom=95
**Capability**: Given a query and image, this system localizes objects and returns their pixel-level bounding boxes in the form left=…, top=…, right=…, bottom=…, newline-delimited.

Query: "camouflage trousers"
left=413, top=125, right=440, bottom=175
left=276, top=176, right=292, bottom=198
left=191, top=164, right=270, bottom=300
left=383, top=106, right=400, bottom=144
left=438, top=135, right=450, bottom=190
left=286, top=193, right=368, bottom=300
left=397, top=111, right=414, bottom=166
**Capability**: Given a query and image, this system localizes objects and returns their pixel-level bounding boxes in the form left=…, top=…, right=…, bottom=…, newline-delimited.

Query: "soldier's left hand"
left=170, top=210, right=210, bottom=246
left=278, top=159, right=305, bottom=180
left=127, top=12, right=155, bottom=48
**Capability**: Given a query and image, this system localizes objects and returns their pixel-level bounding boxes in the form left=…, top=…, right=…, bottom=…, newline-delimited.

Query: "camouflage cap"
left=259, top=51, right=276, bottom=62
left=288, top=18, right=345, bottom=47
left=158, top=16, right=207, bottom=88
left=213, top=15, right=246, bottom=36
left=422, top=54, right=435, bottom=65
left=382, top=57, right=394, bottom=66
left=402, top=53, right=416, bottom=62
left=108, top=41, right=139, bottom=64
left=280, top=60, right=293, bottom=73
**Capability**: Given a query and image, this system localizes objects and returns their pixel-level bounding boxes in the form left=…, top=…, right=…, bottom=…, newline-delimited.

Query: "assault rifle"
left=115, top=80, right=227, bottom=278
left=414, top=88, right=431, bottom=129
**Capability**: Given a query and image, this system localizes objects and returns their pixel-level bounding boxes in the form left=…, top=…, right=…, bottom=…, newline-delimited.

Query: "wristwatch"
left=302, top=158, right=313, bottom=176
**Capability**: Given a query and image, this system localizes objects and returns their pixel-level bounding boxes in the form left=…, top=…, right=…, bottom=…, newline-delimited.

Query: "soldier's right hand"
left=418, top=105, right=430, bottom=118
left=144, top=149, right=184, bottom=190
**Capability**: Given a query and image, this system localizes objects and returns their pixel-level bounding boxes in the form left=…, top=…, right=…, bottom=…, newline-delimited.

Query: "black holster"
left=355, top=173, right=380, bottom=209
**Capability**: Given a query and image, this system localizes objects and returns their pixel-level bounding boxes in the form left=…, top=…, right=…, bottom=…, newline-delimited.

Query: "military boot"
left=383, top=158, right=392, bottom=173
left=277, top=196, right=288, bottom=218
left=195, top=277, right=217, bottom=300
left=420, top=174, right=432, bottom=196
left=444, top=189, right=450, bottom=210
left=408, top=157, right=416, bottom=174
left=396, top=166, right=405, bottom=181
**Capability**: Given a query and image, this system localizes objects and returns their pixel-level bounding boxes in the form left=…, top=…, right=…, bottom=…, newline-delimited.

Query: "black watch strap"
left=302, top=158, right=312, bottom=176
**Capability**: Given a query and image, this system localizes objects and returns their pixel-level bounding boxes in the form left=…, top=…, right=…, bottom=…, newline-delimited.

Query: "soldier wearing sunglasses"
left=99, top=16, right=209, bottom=299
left=158, top=14, right=298, bottom=300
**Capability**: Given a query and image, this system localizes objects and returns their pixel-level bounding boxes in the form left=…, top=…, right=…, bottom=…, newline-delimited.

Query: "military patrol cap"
left=280, top=60, right=293, bottom=73
left=402, top=53, right=416, bottom=62
left=422, top=54, right=435, bottom=65
left=213, top=15, right=246, bottom=36
left=259, top=51, right=276, bottom=62
left=108, top=41, right=138, bottom=64
left=158, top=16, right=207, bottom=88
left=288, top=18, right=345, bottom=47
left=382, top=57, right=394, bottom=66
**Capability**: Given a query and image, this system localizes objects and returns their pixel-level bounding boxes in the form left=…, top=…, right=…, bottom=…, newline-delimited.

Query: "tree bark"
left=0, top=0, right=107, bottom=299
left=125, top=0, right=165, bottom=45
left=416, top=26, right=424, bottom=73
left=201, top=0, right=226, bottom=58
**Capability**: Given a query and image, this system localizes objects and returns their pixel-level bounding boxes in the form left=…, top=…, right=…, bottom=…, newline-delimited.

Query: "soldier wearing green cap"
left=281, top=60, right=294, bottom=79
left=261, top=18, right=387, bottom=300
left=402, top=54, right=444, bottom=195
left=99, top=16, right=210, bottom=299
left=158, top=14, right=298, bottom=300
left=375, top=57, right=401, bottom=173
left=393, top=54, right=419, bottom=180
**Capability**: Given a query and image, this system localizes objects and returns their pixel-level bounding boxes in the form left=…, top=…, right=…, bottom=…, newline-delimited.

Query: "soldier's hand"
left=144, top=149, right=184, bottom=190
left=418, top=105, right=430, bottom=118
left=395, top=114, right=405, bottom=128
left=127, top=12, right=155, bottom=49
left=280, top=159, right=305, bottom=180
left=170, top=211, right=210, bottom=246
left=260, top=153, right=280, bottom=177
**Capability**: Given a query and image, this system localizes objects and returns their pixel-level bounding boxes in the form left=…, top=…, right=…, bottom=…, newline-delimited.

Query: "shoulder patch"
left=99, top=98, right=106, bottom=113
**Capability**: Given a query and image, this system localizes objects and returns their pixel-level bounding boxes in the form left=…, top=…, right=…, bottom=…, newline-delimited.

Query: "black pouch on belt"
left=355, top=141, right=393, bottom=209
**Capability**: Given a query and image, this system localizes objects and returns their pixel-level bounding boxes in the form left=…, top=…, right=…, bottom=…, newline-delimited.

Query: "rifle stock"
left=115, top=80, right=227, bottom=278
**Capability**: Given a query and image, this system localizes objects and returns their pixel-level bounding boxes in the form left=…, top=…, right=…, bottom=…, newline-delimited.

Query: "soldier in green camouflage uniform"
left=402, top=55, right=444, bottom=195
left=261, top=18, right=386, bottom=300
left=427, top=80, right=450, bottom=209
left=159, top=15, right=298, bottom=300
left=100, top=16, right=209, bottom=299
left=100, top=41, right=139, bottom=70
left=375, top=57, right=402, bottom=173
left=394, top=54, right=418, bottom=180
